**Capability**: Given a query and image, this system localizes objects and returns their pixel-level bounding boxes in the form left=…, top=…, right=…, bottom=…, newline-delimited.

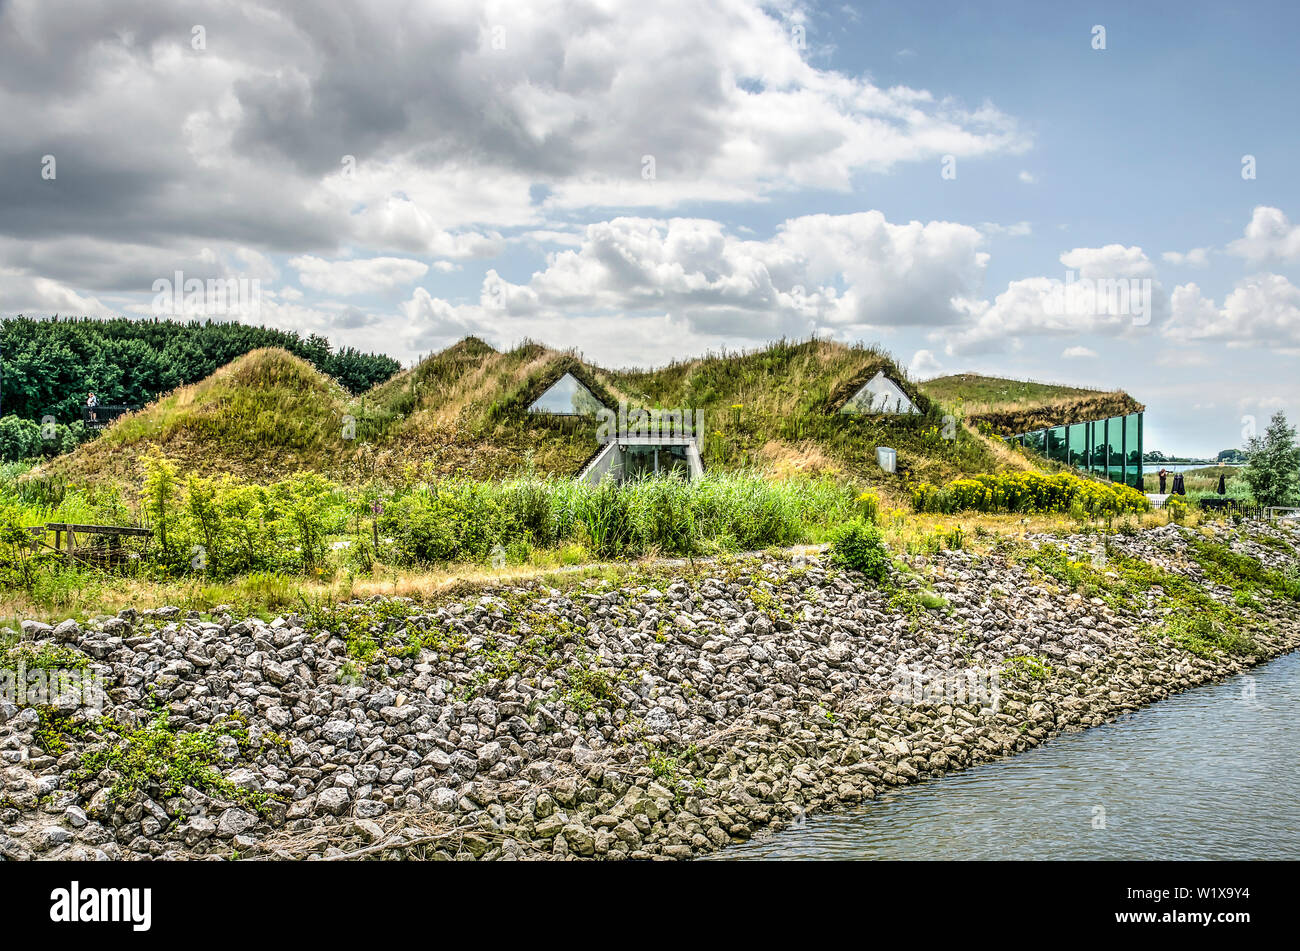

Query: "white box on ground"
left=876, top=446, right=897, bottom=474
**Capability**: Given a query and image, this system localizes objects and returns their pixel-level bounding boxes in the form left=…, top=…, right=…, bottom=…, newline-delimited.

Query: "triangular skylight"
left=839, top=370, right=920, bottom=415
left=528, top=372, right=603, bottom=415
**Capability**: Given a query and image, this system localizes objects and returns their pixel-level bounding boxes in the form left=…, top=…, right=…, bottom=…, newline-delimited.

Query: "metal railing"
left=81, top=405, right=136, bottom=426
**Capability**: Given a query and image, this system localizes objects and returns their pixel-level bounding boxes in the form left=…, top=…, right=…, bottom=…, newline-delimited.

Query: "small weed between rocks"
left=59, top=711, right=286, bottom=816
left=1, top=642, right=90, bottom=672
left=1001, top=655, right=1053, bottom=681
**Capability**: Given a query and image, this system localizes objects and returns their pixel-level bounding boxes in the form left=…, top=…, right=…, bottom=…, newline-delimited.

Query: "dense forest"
left=0, top=316, right=401, bottom=423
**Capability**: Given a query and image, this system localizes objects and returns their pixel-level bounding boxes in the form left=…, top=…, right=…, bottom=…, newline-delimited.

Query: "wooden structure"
left=29, top=522, right=152, bottom=566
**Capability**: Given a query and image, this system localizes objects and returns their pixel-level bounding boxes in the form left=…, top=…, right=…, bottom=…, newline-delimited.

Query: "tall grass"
left=1, top=462, right=868, bottom=618
left=382, top=471, right=863, bottom=561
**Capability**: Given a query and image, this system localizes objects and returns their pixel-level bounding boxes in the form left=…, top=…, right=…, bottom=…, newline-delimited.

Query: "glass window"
left=840, top=371, right=920, bottom=414
left=528, top=372, right=603, bottom=415
left=1012, top=412, right=1144, bottom=486
left=1048, top=426, right=1069, bottom=464
left=1068, top=421, right=1089, bottom=468
left=1125, top=413, right=1142, bottom=487
left=1092, top=421, right=1109, bottom=477
left=1107, top=416, right=1124, bottom=483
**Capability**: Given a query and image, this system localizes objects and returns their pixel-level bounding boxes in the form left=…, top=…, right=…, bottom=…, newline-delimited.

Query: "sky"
left=2, top=0, right=1298, bottom=458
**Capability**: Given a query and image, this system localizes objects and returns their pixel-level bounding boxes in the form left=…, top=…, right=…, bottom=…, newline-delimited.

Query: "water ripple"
left=711, top=651, right=1300, bottom=860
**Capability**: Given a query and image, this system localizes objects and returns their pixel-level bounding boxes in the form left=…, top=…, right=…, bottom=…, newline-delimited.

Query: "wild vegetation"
left=0, top=415, right=90, bottom=462
left=920, top=372, right=1143, bottom=436
left=0, top=448, right=880, bottom=619
left=919, top=373, right=1104, bottom=410
left=910, top=471, right=1150, bottom=517
left=1006, top=532, right=1300, bottom=659
left=0, top=333, right=1293, bottom=628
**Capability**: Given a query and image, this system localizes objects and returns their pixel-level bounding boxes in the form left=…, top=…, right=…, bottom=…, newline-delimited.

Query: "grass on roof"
left=920, top=373, right=1143, bottom=436
left=41, top=337, right=1092, bottom=489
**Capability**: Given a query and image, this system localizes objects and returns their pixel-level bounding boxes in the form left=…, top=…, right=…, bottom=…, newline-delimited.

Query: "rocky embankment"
left=3, top=519, right=1299, bottom=861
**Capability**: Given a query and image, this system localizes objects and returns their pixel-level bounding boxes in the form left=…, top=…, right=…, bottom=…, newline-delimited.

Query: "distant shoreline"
left=1145, top=462, right=1244, bottom=472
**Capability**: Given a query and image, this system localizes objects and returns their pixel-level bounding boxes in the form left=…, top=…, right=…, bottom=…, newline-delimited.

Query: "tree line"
left=0, top=316, right=401, bottom=424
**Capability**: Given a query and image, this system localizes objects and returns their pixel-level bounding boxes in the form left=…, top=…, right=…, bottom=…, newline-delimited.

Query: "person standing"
left=86, top=391, right=98, bottom=423
left=1158, top=467, right=1168, bottom=493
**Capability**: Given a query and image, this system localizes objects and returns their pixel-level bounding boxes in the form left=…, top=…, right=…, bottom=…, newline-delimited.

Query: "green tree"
left=0, top=415, right=42, bottom=461
left=141, top=449, right=180, bottom=555
left=1242, top=411, right=1300, bottom=507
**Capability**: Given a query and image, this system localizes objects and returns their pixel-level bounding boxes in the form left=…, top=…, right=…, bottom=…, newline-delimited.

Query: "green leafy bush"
left=828, top=520, right=890, bottom=582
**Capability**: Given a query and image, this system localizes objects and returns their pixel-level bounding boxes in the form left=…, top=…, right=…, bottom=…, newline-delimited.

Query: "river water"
left=712, top=650, right=1300, bottom=860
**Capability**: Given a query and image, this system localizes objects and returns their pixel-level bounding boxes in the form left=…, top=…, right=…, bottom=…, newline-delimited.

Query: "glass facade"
left=1048, top=425, right=1068, bottom=465
left=1009, top=411, right=1144, bottom=488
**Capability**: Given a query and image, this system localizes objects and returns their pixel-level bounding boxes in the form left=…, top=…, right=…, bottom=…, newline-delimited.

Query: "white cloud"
left=1059, top=244, right=1157, bottom=279
left=981, top=221, right=1032, bottom=238
left=0, top=267, right=112, bottom=317
left=379, top=210, right=994, bottom=363
left=909, top=348, right=942, bottom=376
left=942, top=245, right=1163, bottom=355
left=1161, top=247, right=1211, bottom=268
left=0, top=0, right=1031, bottom=260
left=1165, top=275, right=1300, bottom=353
left=1018, top=170, right=1037, bottom=184
left=481, top=212, right=990, bottom=339
left=1227, top=206, right=1300, bottom=264
left=290, top=256, right=430, bottom=296
left=1061, top=345, right=1097, bottom=359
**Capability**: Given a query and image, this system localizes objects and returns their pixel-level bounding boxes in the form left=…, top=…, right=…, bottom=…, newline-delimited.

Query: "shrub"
left=626, top=476, right=696, bottom=554
left=828, top=520, right=890, bottom=582
left=911, top=470, right=1149, bottom=518
left=140, top=449, right=179, bottom=557
left=579, top=477, right=635, bottom=558
left=1165, top=496, right=1189, bottom=523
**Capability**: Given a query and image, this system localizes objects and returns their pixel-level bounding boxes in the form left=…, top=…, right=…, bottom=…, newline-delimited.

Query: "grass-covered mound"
left=39, top=348, right=354, bottom=483
left=349, top=337, right=634, bottom=481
